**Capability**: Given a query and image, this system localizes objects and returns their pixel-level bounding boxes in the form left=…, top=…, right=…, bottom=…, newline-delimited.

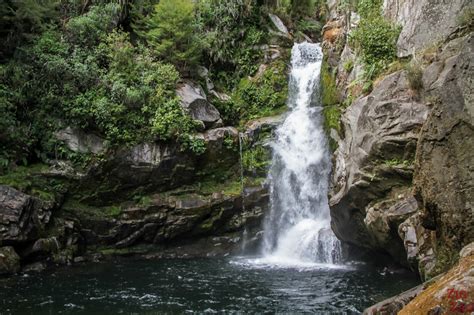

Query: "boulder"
left=364, top=194, right=418, bottom=265
left=0, top=246, right=20, bottom=275
left=329, top=71, right=429, bottom=262
left=414, top=33, right=474, bottom=259
left=55, top=127, right=105, bottom=154
left=0, top=185, right=52, bottom=243
left=383, top=0, right=470, bottom=57
left=398, top=213, right=436, bottom=278
left=22, top=261, right=47, bottom=273
left=363, top=283, right=425, bottom=315
left=268, top=14, right=290, bottom=37
left=243, top=115, right=284, bottom=143
left=177, top=81, right=222, bottom=129
left=399, top=243, right=474, bottom=314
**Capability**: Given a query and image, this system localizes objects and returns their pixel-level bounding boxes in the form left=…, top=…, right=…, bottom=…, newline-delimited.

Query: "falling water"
left=261, top=42, right=341, bottom=266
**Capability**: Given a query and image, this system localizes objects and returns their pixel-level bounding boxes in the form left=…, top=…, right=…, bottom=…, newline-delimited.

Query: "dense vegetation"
left=0, top=0, right=321, bottom=171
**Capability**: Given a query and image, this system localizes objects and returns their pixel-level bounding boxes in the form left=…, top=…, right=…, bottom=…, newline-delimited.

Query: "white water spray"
left=260, top=42, right=341, bottom=266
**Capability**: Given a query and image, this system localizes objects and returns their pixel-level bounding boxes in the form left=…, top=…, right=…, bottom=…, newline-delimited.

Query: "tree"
left=137, top=0, right=202, bottom=70
left=0, top=0, right=59, bottom=60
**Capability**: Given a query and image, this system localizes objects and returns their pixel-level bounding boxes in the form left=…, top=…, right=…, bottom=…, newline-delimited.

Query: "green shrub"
left=231, top=61, right=288, bottom=123
left=357, top=0, right=382, bottom=18
left=405, top=62, right=423, bottom=91
left=180, top=135, right=207, bottom=155
left=0, top=0, right=59, bottom=60
left=243, top=146, right=270, bottom=174
left=342, top=60, right=354, bottom=73
left=137, top=0, right=203, bottom=70
left=65, top=4, right=120, bottom=47
left=457, top=6, right=474, bottom=31
left=351, top=16, right=400, bottom=68
left=321, top=60, right=339, bottom=106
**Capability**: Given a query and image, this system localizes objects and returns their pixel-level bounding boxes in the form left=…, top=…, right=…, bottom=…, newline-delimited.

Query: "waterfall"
left=261, top=42, right=341, bottom=266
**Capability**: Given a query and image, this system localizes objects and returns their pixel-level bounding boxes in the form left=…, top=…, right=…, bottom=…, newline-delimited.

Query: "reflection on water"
left=0, top=258, right=419, bottom=314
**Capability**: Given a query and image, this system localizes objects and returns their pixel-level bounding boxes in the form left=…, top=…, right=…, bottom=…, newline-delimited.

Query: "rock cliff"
left=323, top=0, right=473, bottom=278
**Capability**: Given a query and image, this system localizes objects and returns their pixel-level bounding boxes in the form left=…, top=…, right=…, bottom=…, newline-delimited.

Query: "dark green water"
left=0, top=258, right=419, bottom=314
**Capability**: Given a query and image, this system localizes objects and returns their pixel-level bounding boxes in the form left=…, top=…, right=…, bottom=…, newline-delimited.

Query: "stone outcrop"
left=177, top=81, right=223, bottom=129
left=55, top=127, right=106, bottom=154
left=324, top=0, right=472, bottom=275
left=414, top=33, right=474, bottom=263
left=78, top=126, right=240, bottom=205
left=64, top=185, right=268, bottom=256
left=0, top=185, right=52, bottom=243
left=0, top=185, right=83, bottom=275
left=268, top=13, right=290, bottom=37
left=399, top=242, right=474, bottom=314
left=383, top=0, right=471, bottom=57
left=329, top=71, right=429, bottom=264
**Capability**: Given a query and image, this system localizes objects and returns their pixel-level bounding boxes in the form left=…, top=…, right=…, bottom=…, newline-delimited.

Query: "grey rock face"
left=414, top=33, right=474, bottom=256
left=268, top=14, right=290, bottom=37
left=243, top=115, right=284, bottom=142
left=177, top=82, right=222, bottom=129
left=79, top=141, right=195, bottom=205
left=329, top=71, right=429, bottom=262
left=383, top=0, right=470, bottom=57
left=78, top=127, right=241, bottom=205
left=398, top=213, right=436, bottom=279
left=0, top=246, right=20, bottom=275
left=55, top=127, right=105, bottom=154
left=68, top=186, right=269, bottom=254
left=0, top=185, right=51, bottom=243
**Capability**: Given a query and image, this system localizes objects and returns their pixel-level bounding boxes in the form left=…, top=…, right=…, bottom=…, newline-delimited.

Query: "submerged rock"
left=0, top=246, right=20, bottom=275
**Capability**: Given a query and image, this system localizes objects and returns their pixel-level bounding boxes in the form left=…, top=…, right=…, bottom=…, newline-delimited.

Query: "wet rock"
left=364, top=195, right=419, bottom=265
left=22, top=261, right=47, bottom=273
left=243, top=115, right=284, bottom=143
left=0, top=185, right=52, bottom=243
left=55, top=127, right=105, bottom=154
left=0, top=246, right=20, bottom=275
left=398, top=213, right=437, bottom=279
left=363, top=282, right=425, bottom=315
left=177, top=81, right=222, bottom=129
left=383, top=0, right=470, bottom=57
left=22, top=237, right=60, bottom=258
left=68, top=186, right=268, bottom=255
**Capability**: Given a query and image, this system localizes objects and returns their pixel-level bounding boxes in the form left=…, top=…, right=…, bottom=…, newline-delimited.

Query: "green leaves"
left=136, top=0, right=202, bottom=70
left=229, top=60, right=288, bottom=124
left=351, top=16, right=400, bottom=67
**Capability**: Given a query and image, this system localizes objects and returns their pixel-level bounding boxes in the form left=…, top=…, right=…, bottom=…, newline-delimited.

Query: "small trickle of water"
left=260, top=42, right=341, bottom=266
left=238, top=132, right=246, bottom=213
